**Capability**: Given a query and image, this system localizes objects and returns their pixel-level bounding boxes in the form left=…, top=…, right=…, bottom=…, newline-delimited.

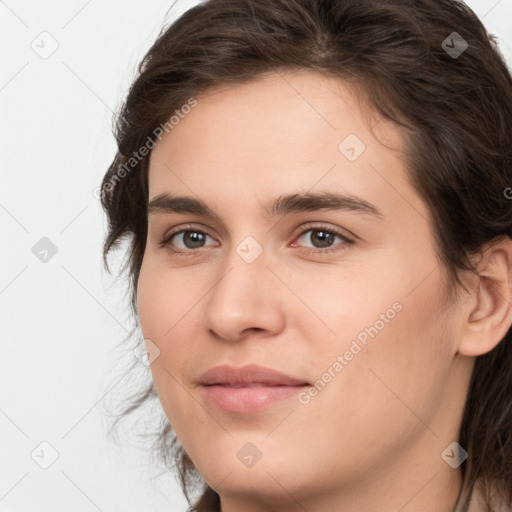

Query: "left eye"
left=293, top=228, right=350, bottom=251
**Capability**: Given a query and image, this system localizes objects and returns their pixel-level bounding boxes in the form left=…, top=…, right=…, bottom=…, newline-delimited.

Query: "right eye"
left=159, top=228, right=219, bottom=254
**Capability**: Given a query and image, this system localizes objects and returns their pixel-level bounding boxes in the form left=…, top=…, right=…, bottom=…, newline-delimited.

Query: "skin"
left=137, top=70, right=512, bottom=512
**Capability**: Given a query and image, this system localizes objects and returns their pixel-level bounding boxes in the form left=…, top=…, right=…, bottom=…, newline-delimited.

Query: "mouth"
left=198, top=364, right=310, bottom=413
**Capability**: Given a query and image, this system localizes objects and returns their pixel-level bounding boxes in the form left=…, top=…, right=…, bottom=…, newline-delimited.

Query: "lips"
left=198, top=364, right=310, bottom=413
left=199, top=364, right=309, bottom=387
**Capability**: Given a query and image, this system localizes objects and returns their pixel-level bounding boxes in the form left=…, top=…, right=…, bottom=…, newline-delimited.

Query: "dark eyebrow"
left=148, top=194, right=216, bottom=217
left=147, top=192, right=383, bottom=219
left=265, top=192, right=383, bottom=218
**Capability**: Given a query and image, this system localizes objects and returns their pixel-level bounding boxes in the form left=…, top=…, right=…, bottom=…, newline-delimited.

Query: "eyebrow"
left=147, top=191, right=383, bottom=219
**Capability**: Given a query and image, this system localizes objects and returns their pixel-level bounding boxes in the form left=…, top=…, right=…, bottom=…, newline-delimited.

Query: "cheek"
left=316, top=265, right=454, bottom=434
left=298, top=259, right=454, bottom=416
left=137, top=255, right=201, bottom=339
left=136, top=257, right=210, bottom=423
left=276, top=278, right=453, bottom=492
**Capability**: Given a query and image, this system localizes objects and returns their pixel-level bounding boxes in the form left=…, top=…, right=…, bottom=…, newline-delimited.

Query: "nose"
left=203, top=249, right=286, bottom=342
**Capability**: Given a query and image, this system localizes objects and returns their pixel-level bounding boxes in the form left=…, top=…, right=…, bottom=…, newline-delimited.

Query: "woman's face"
left=137, top=71, right=470, bottom=510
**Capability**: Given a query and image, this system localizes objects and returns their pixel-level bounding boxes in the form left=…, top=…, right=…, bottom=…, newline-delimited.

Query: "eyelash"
left=158, top=223, right=354, bottom=257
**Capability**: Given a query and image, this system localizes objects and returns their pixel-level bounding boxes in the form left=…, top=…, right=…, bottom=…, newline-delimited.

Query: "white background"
left=1, top=1, right=511, bottom=511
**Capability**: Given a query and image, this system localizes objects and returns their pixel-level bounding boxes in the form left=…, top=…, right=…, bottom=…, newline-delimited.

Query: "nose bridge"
left=216, top=232, right=269, bottom=299
left=203, top=237, right=284, bottom=340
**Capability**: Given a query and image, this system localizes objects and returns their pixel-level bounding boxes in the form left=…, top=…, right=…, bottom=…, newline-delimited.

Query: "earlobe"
left=458, top=237, right=512, bottom=357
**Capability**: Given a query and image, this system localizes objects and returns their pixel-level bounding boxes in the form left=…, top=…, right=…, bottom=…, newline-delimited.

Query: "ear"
left=458, top=236, right=512, bottom=357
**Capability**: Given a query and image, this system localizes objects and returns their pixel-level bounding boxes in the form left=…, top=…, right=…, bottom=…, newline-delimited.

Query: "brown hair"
left=100, top=0, right=512, bottom=510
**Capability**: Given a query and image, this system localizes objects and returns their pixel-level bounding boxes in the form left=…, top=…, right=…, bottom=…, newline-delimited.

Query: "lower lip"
left=201, top=385, right=308, bottom=413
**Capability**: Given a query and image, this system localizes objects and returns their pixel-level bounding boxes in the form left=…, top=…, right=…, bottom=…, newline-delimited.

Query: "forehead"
left=147, top=70, right=425, bottom=222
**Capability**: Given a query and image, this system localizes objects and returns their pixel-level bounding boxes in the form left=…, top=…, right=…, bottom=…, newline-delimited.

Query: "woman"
left=100, top=0, right=512, bottom=510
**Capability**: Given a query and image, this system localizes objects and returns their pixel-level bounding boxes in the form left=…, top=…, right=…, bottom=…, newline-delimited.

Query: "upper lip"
left=198, top=364, right=309, bottom=387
